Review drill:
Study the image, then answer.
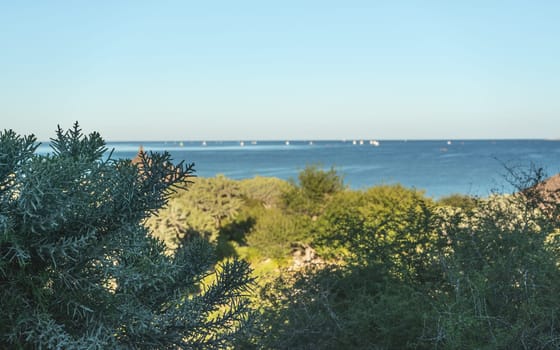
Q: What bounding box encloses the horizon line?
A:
[36,137,560,143]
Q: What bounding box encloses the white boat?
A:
[352,140,357,145]
[202,141,207,146]
[370,140,380,146]
[240,141,245,146]
[359,140,364,145]
[285,141,290,146]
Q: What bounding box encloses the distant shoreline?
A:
[37,138,560,143]
[35,139,560,199]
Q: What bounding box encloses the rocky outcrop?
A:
[532,173,560,203]
[523,173,560,219]
[537,174,560,197]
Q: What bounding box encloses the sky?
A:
[1,1,559,141]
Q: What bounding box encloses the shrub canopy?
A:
[0,123,253,349]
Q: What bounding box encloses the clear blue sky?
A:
[1,1,559,141]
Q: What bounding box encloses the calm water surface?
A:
[37,140,560,198]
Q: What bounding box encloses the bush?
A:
[252,185,440,349]
[316,185,438,284]
[239,176,291,209]
[432,192,560,348]
[245,208,311,261]
[254,178,560,349]
[147,175,244,248]
[284,165,344,217]
[0,123,254,349]
[437,193,479,211]
[256,262,436,349]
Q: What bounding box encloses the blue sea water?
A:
[37,139,560,198]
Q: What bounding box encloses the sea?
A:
[37,139,560,199]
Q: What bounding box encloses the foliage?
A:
[188,175,244,229]
[244,207,311,262]
[0,123,254,349]
[296,164,344,202]
[437,193,479,211]
[316,185,438,282]
[284,165,344,217]
[131,152,560,349]
[249,174,560,349]
[252,185,440,349]
[239,176,291,209]
[256,262,436,350]
[431,192,560,348]
[147,175,244,249]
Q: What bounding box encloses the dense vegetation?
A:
[0,124,253,349]
[3,124,560,349]
[150,161,560,349]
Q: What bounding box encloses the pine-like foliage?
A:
[0,123,254,349]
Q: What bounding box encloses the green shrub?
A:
[437,193,479,211]
[316,185,438,283]
[256,262,436,349]
[432,192,560,348]
[250,185,440,349]
[254,178,560,349]
[245,207,311,261]
[284,165,344,217]
[239,176,291,209]
[0,123,254,349]
[147,175,244,248]
[297,165,344,202]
